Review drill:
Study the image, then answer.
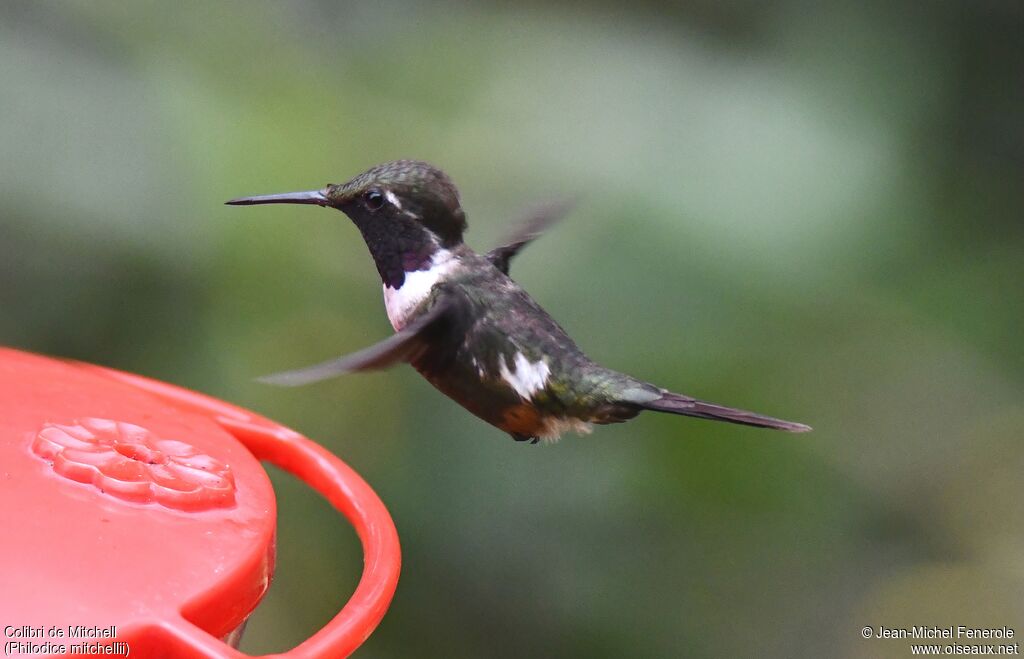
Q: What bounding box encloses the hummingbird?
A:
[227,160,811,443]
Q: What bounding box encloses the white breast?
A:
[382,249,458,330]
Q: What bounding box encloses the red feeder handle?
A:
[86,364,402,659]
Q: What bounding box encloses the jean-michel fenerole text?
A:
[873,626,1015,640]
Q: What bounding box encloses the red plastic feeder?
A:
[0,348,400,657]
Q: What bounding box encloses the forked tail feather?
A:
[639,391,811,432]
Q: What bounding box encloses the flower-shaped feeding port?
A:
[31,418,236,511]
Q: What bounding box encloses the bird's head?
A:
[228,160,467,288]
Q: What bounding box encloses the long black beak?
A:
[225,189,329,206]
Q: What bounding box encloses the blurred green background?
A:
[2,1,1021,657]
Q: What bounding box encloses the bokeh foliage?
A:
[1,1,1021,657]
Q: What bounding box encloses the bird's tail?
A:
[638,390,811,432]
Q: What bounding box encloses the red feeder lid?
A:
[0,348,400,658]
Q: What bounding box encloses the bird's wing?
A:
[485,199,574,275]
[258,294,455,386]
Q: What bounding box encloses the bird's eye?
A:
[364,189,385,211]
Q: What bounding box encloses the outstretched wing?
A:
[258,295,455,386]
[485,199,574,275]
